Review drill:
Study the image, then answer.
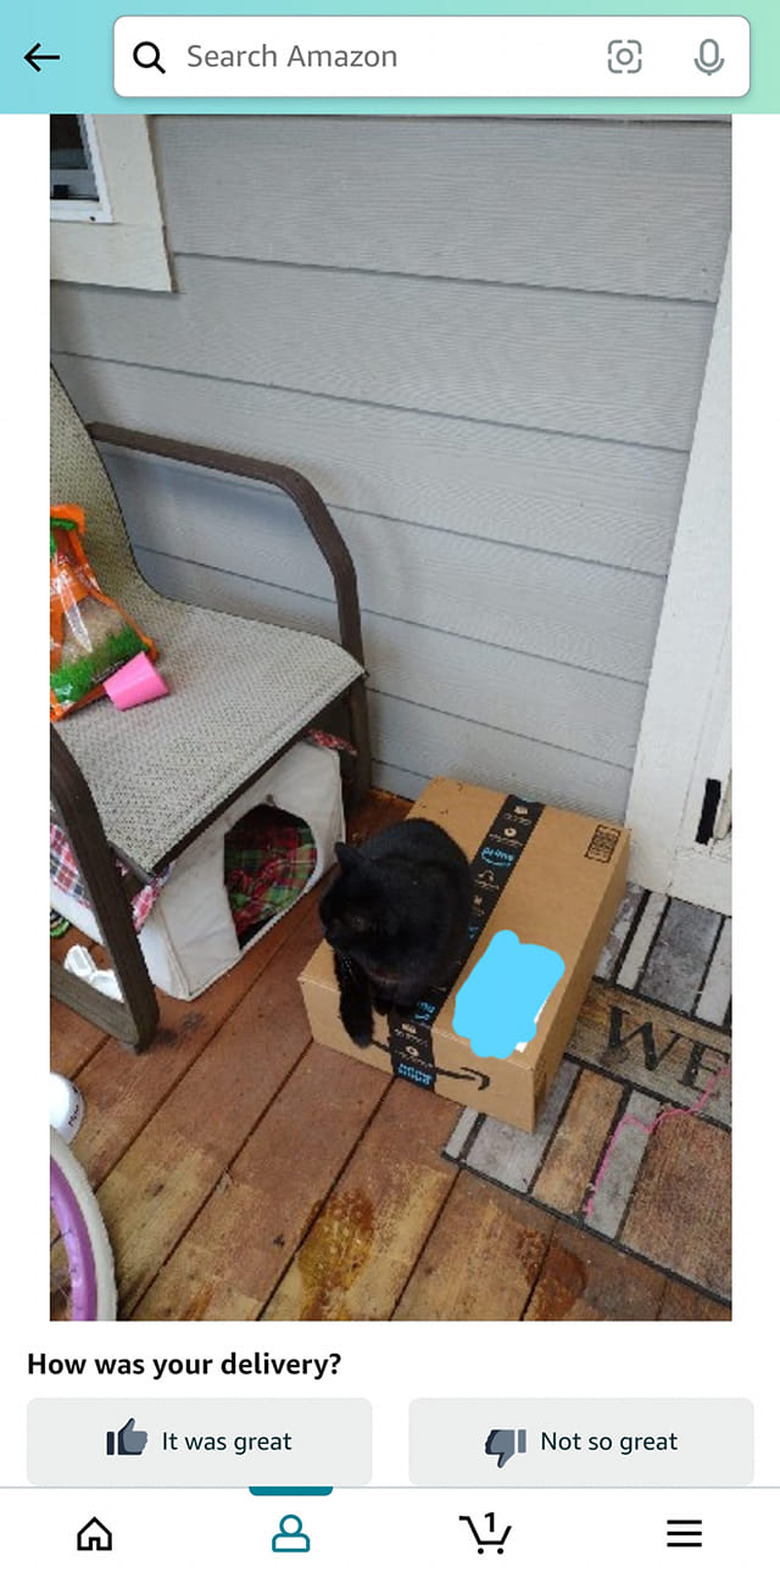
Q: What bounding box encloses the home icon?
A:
[76,1516,113,1552]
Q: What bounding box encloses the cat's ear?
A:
[335,841,363,870]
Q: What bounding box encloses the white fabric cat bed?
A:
[52,740,343,1000]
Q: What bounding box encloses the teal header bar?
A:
[2,3,778,112]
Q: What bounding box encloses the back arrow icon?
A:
[25,43,61,73]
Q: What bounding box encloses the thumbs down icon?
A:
[485,1428,527,1468]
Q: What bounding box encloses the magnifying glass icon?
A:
[132,40,165,73]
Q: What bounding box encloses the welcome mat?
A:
[444,886,732,1304]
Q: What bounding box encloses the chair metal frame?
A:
[51,424,371,1052]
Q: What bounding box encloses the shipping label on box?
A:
[300,778,629,1131]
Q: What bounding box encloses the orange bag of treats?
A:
[50,504,157,720]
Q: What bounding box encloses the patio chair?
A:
[50,368,370,1051]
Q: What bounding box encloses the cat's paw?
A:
[342,1004,374,1048]
[346,1021,374,1048]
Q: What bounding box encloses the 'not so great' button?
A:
[410,1399,753,1486]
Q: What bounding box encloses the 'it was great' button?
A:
[28,1399,371,1486]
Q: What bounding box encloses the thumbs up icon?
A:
[106,1417,148,1455]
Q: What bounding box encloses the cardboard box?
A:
[299,778,629,1131]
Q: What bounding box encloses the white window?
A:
[50,115,172,291]
[50,116,112,223]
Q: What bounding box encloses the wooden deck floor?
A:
[51,791,728,1322]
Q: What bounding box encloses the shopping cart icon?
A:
[459,1513,512,1554]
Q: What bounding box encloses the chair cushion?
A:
[54,590,362,876]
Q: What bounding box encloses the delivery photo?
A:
[49,113,731,1323]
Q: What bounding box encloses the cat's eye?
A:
[346,912,371,934]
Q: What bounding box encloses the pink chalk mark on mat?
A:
[583,1064,731,1221]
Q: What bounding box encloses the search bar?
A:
[114,16,750,98]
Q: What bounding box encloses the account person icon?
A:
[271,1513,311,1553]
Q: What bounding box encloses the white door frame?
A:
[625,242,731,914]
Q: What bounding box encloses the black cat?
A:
[319,818,473,1048]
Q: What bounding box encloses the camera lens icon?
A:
[607,39,643,74]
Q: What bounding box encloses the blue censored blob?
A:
[453,930,566,1060]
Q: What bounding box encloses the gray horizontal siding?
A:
[132,547,642,772]
[154,117,730,301]
[52,355,688,574]
[134,543,630,822]
[52,256,713,449]
[99,447,663,685]
[371,693,631,821]
[51,115,730,817]
[370,761,430,805]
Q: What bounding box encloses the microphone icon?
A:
[695,38,724,74]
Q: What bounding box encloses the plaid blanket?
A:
[50,807,314,942]
[224,807,317,941]
[306,728,356,757]
[50,821,169,932]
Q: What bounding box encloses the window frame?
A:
[50,115,172,291]
[50,115,113,225]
